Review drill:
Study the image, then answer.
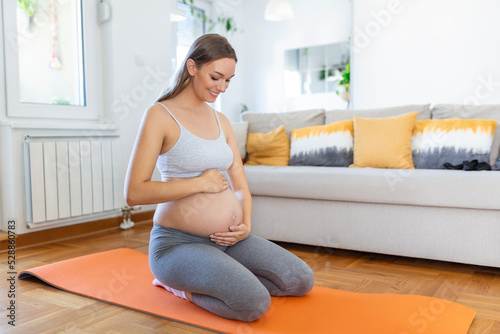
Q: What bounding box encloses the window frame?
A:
[2,0,103,121]
[173,0,223,110]
[173,0,209,71]
[0,1,6,115]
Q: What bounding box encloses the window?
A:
[173,1,207,73]
[172,1,220,109]
[284,42,350,97]
[2,0,102,120]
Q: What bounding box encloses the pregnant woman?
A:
[124,34,314,323]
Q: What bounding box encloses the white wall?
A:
[0,0,173,234]
[351,0,500,109]
[222,0,352,121]
[103,0,173,212]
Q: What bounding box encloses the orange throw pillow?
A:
[245,125,290,166]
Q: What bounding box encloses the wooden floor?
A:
[1,221,500,333]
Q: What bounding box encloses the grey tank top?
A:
[156,102,234,179]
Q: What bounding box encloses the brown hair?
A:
[157,34,237,102]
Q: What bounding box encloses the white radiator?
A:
[23,135,123,229]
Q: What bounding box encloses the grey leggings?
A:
[149,224,314,322]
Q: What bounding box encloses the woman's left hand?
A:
[210,223,249,246]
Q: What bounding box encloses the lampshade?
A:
[265,0,294,21]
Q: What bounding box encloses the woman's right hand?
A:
[197,169,230,193]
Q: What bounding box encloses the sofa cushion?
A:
[245,125,290,166]
[412,119,497,169]
[244,165,500,210]
[325,104,431,124]
[289,120,353,167]
[432,104,500,166]
[242,109,325,139]
[350,112,418,169]
[231,121,249,159]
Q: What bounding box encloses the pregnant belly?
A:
[154,188,244,237]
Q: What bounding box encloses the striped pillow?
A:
[289,120,353,166]
[412,119,497,169]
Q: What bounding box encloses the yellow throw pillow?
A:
[350,111,418,169]
[245,125,290,166]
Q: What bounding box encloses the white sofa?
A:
[234,104,500,268]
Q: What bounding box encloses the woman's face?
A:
[188,57,236,103]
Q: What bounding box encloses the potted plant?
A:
[240,103,248,114]
[17,0,38,17]
[334,62,350,103]
[181,0,240,35]
[16,0,40,34]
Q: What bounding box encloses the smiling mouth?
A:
[208,90,219,97]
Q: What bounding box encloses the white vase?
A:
[339,85,350,102]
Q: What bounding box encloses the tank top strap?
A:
[157,102,223,138]
[156,102,182,127]
[212,108,224,136]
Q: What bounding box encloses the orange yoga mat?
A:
[19,248,475,334]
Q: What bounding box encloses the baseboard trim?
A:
[1,210,155,251]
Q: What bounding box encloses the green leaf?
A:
[17,0,38,17]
